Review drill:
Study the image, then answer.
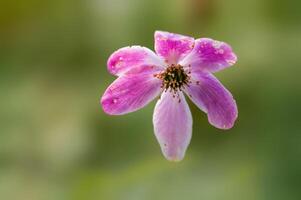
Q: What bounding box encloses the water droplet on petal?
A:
[218,49,224,54]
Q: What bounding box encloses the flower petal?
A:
[180,38,237,73]
[184,73,237,129]
[153,91,192,161]
[101,73,161,115]
[107,46,165,76]
[154,31,195,64]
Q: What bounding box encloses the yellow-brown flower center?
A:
[154,64,190,93]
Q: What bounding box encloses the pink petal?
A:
[107,46,165,76]
[184,73,237,129]
[154,31,195,64]
[101,73,161,115]
[180,38,237,73]
[153,91,192,161]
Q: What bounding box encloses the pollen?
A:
[154,64,190,93]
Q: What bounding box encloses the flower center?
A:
[155,64,190,93]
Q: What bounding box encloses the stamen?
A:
[154,64,190,95]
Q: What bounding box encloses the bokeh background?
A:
[1,0,301,199]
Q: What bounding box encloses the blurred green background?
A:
[1,0,301,199]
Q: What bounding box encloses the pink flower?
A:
[101,31,238,161]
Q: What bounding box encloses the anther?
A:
[154,64,190,93]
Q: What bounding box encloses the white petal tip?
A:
[165,156,184,162]
[162,150,186,162]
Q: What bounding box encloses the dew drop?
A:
[227,60,236,65]
[213,41,222,49]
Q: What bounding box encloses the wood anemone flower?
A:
[101,31,238,161]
